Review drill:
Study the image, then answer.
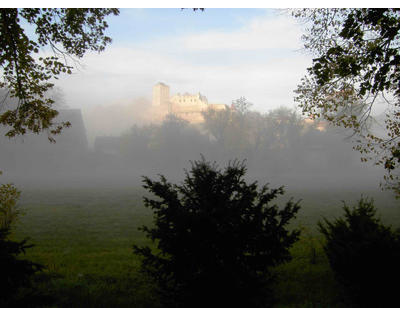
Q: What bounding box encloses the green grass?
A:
[12,187,159,307]
[8,186,400,307]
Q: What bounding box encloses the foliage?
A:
[201,105,234,145]
[319,198,400,306]
[202,104,311,169]
[117,104,359,179]
[120,114,210,174]
[202,103,304,149]
[0,183,22,230]
[0,8,119,141]
[0,183,43,305]
[263,107,304,150]
[232,96,253,114]
[133,158,300,307]
[293,9,400,196]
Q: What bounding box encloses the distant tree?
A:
[202,98,254,157]
[232,96,253,115]
[0,8,119,140]
[202,106,233,145]
[120,124,155,164]
[158,113,189,135]
[249,107,305,173]
[151,114,209,169]
[133,158,300,307]
[264,107,304,150]
[120,115,211,175]
[292,8,400,195]
[319,198,400,307]
[203,103,317,176]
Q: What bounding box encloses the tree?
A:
[319,198,400,307]
[202,97,254,157]
[0,183,43,305]
[202,106,233,145]
[133,158,300,307]
[264,107,304,150]
[0,8,119,141]
[231,96,253,114]
[292,9,400,195]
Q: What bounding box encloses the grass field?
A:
[9,186,400,307]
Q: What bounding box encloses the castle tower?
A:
[152,82,171,114]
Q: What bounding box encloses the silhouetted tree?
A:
[0,183,43,306]
[133,158,300,307]
[319,198,400,307]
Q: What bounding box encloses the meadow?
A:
[11,186,400,307]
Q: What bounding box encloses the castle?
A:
[151,82,227,124]
[151,82,328,131]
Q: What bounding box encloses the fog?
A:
[82,97,152,145]
[0,9,386,192]
[0,87,383,192]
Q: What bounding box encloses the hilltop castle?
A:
[151,82,227,124]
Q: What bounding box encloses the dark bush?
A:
[0,227,43,305]
[133,158,300,307]
[0,184,43,306]
[319,198,400,307]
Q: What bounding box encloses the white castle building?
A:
[152,82,227,123]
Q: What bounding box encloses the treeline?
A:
[0,100,380,188]
[115,104,374,185]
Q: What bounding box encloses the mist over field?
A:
[0,84,384,192]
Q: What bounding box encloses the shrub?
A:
[319,198,400,307]
[133,158,300,307]
[0,183,43,306]
[0,183,22,230]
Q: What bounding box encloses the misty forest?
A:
[1,8,400,307]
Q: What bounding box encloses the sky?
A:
[54,8,312,113]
